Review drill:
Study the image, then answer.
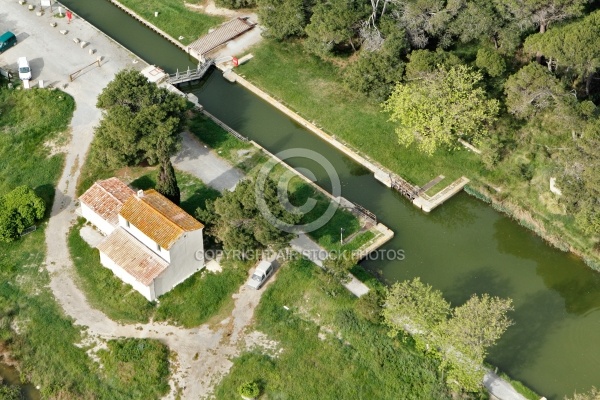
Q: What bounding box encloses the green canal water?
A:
[54,1,600,397]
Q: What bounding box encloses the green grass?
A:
[118,0,224,45]
[154,260,249,327]
[237,40,482,186]
[214,258,453,399]
[98,338,170,399]
[0,87,73,206]
[68,219,155,323]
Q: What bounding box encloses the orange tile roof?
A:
[119,189,203,250]
[79,178,135,227]
[97,228,169,286]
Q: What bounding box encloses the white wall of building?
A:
[154,229,205,298]
[99,251,156,301]
[118,215,171,263]
[80,204,115,236]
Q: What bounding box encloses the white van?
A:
[18,57,31,80]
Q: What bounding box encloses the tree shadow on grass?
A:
[130,175,155,191]
[180,186,220,216]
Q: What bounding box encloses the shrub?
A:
[238,381,260,398]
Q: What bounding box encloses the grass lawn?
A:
[154,259,249,327]
[97,338,170,398]
[118,0,224,45]
[0,87,74,205]
[213,258,453,399]
[237,40,482,186]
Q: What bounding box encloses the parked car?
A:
[0,31,17,54]
[18,57,31,80]
[246,260,273,290]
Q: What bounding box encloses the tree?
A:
[383,279,514,393]
[383,64,499,155]
[155,159,180,205]
[0,186,46,242]
[322,251,356,284]
[215,0,255,9]
[257,0,307,40]
[390,0,462,48]
[524,11,600,96]
[197,179,300,254]
[93,70,186,168]
[304,0,366,56]
[440,294,514,391]
[504,63,566,118]
[382,277,450,341]
[475,48,506,77]
[343,31,408,100]
[404,49,462,80]
[558,120,600,236]
[495,0,586,34]
[449,0,521,54]
[565,386,600,400]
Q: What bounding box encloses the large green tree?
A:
[383,278,513,393]
[343,31,408,100]
[504,63,566,118]
[382,278,451,345]
[257,0,307,40]
[495,0,586,33]
[304,0,366,56]
[524,11,600,96]
[94,69,187,168]
[197,179,300,254]
[383,64,499,155]
[441,294,513,392]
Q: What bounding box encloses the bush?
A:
[238,381,260,398]
[215,0,255,9]
[475,48,506,77]
[0,186,45,242]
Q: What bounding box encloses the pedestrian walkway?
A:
[291,233,370,297]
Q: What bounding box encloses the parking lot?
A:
[0,1,143,89]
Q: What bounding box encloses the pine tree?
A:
[156,159,180,205]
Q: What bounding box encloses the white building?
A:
[79,178,205,301]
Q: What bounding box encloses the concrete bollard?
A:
[36,11,43,16]
[18,0,26,4]
[80,41,87,48]
[50,22,57,27]
[154,11,158,17]
[28,4,34,10]
[60,30,68,35]
[38,80,44,89]
[73,38,80,44]
[89,49,96,55]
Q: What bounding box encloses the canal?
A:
[59,1,600,398]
